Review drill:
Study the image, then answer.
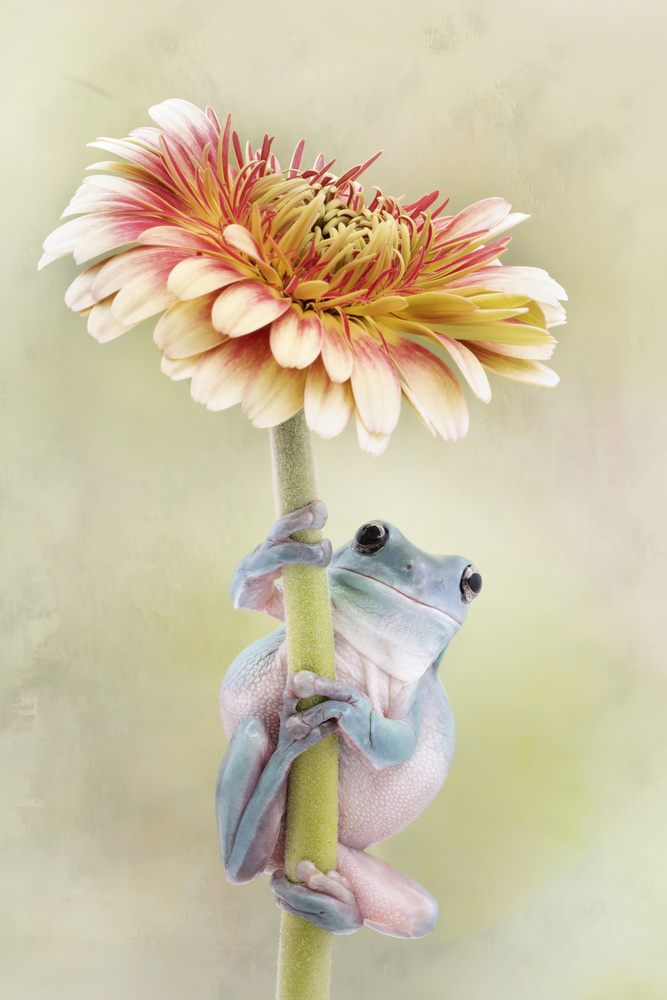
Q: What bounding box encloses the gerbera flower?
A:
[40,99,566,455]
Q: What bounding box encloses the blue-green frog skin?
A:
[216,501,481,937]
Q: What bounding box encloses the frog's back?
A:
[219,627,287,744]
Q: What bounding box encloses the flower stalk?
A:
[270,409,338,1000]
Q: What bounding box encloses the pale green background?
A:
[2,0,666,997]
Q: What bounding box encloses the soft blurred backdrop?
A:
[2,1,666,997]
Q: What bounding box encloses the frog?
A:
[215,500,481,938]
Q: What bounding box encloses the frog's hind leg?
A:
[336,843,438,938]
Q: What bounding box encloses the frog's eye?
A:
[353,522,389,555]
[460,564,482,602]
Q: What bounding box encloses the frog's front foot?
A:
[271,861,363,935]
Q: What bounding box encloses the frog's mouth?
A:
[339,569,463,626]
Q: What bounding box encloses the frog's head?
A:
[329,521,481,677]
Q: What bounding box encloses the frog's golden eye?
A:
[353,522,389,555]
[460,564,482,602]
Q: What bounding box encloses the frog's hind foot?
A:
[270,860,362,935]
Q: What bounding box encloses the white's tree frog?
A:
[216,502,481,937]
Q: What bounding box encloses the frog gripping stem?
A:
[269,409,339,1000]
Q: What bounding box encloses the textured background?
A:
[3,1,666,997]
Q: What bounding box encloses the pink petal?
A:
[42,214,158,267]
[148,98,219,155]
[211,281,291,337]
[154,294,225,358]
[349,324,401,435]
[320,313,353,382]
[191,333,271,410]
[384,332,469,441]
[270,305,323,368]
[304,361,354,438]
[167,257,247,300]
[438,198,512,241]
[62,174,185,218]
[92,247,188,300]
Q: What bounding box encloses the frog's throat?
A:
[337,569,463,626]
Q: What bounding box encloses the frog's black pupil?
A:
[354,522,389,554]
[468,572,482,594]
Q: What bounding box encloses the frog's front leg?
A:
[230,501,332,620]
[216,681,336,885]
[285,671,421,770]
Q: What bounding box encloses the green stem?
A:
[270,409,338,1000]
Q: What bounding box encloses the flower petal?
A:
[448,265,567,309]
[222,224,265,261]
[65,259,113,311]
[191,333,270,410]
[304,360,354,438]
[270,305,323,368]
[355,414,390,457]
[86,297,142,343]
[161,353,203,380]
[154,293,225,358]
[468,345,560,386]
[320,313,354,382]
[148,98,219,154]
[242,359,307,428]
[438,198,512,241]
[384,332,469,440]
[167,256,247,300]
[92,247,188,301]
[402,291,479,323]
[349,324,401,435]
[211,281,291,336]
[293,280,329,300]
[430,333,492,402]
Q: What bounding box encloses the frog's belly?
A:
[338,684,454,849]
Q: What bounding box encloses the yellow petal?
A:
[469,345,560,386]
[350,296,409,317]
[269,305,323,369]
[293,280,330,300]
[211,281,290,336]
[402,291,478,323]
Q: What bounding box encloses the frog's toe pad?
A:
[270,864,362,935]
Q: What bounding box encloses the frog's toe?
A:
[287,670,319,700]
[271,864,362,935]
[271,501,328,539]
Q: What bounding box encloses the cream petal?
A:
[242,359,307,428]
[110,273,175,325]
[191,334,271,410]
[42,214,157,266]
[65,259,112,311]
[270,305,323,369]
[167,257,246,300]
[211,281,290,336]
[469,346,560,386]
[349,325,401,435]
[161,353,203,380]
[385,333,469,441]
[320,313,353,382]
[136,226,218,252]
[87,297,142,343]
[222,224,264,260]
[355,414,390,457]
[448,265,567,309]
[154,294,225,358]
[430,333,492,402]
[304,361,354,438]
[431,320,556,347]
